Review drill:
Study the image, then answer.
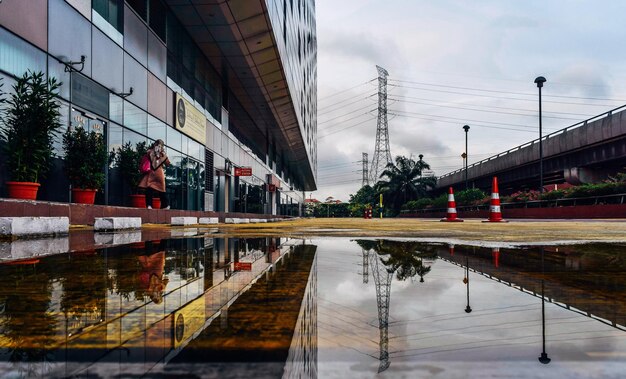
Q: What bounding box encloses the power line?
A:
[318,105,376,126]
[319,117,376,139]
[389,97,581,121]
[389,78,626,102]
[388,109,559,131]
[389,83,622,107]
[317,93,376,115]
[389,95,595,118]
[318,78,376,102]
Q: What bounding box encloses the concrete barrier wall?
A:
[0,199,290,225]
[404,203,626,219]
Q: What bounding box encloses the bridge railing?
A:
[400,193,626,214]
[438,104,626,181]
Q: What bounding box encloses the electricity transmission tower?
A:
[369,252,392,372]
[362,152,369,187]
[370,66,392,184]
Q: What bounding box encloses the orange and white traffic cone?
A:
[483,177,508,223]
[441,187,464,222]
[449,244,455,256]
[492,247,500,268]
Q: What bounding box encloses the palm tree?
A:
[376,156,436,212]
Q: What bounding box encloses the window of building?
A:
[149,0,167,42]
[127,0,147,20]
[92,0,123,33]
[205,150,214,193]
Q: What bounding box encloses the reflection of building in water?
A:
[436,244,626,331]
[283,246,318,379]
[0,237,317,378]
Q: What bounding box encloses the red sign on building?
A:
[268,184,277,192]
[234,167,252,176]
[234,262,252,271]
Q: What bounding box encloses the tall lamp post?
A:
[534,77,547,193]
[463,125,470,190]
[418,154,424,179]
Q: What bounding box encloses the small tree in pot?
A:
[62,126,108,204]
[112,141,148,207]
[0,71,62,200]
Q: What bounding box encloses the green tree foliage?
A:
[349,184,377,206]
[0,71,62,182]
[62,127,108,189]
[112,141,148,191]
[355,239,437,282]
[455,188,487,205]
[376,155,437,213]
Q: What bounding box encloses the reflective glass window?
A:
[93,0,123,33]
[167,127,182,153]
[147,115,167,143]
[0,27,46,77]
[123,100,147,135]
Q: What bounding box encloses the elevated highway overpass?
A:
[437,105,626,193]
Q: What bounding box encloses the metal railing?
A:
[438,104,626,181]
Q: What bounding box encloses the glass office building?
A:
[0,0,317,215]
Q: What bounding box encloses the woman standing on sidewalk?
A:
[139,139,171,209]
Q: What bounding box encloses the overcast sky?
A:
[312,0,626,202]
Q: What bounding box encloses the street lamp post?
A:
[418,154,424,179]
[463,125,470,190]
[534,77,547,193]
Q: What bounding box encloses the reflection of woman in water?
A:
[137,251,169,304]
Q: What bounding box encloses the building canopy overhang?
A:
[166,0,316,191]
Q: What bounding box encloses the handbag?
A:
[139,154,152,174]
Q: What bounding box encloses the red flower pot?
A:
[152,198,161,209]
[6,181,40,200]
[130,194,146,208]
[72,188,97,204]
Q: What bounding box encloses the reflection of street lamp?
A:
[463,125,470,190]
[464,255,472,313]
[538,247,551,364]
[534,76,547,193]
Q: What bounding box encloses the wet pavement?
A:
[0,231,625,378]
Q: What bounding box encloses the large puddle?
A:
[0,235,625,378]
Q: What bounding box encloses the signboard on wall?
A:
[234,167,252,177]
[234,262,252,271]
[175,93,206,145]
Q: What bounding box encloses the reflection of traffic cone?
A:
[449,244,455,256]
[483,177,508,223]
[441,187,464,222]
[492,247,500,268]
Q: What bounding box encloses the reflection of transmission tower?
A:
[361,248,369,284]
[370,66,392,184]
[369,252,392,372]
[362,152,369,187]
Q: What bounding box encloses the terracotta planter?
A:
[72,188,97,204]
[6,181,40,200]
[152,198,161,209]
[130,194,146,208]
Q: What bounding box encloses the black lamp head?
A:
[463,124,470,132]
[534,76,547,88]
[538,353,551,364]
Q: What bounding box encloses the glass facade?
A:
[0,0,313,215]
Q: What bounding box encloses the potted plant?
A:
[62,126,108,204]
[0,71,62,200]
[112,141,148,207]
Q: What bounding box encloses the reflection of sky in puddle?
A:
[316,239,626,378]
